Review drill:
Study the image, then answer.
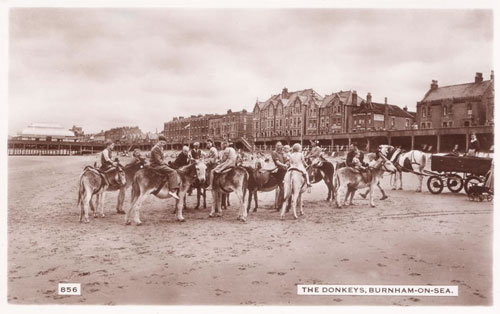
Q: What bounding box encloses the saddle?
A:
[83,165,113,193]
[349,167,373,183]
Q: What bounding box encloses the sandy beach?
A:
[7,155,493,305]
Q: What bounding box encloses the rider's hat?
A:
[158,135,167,142]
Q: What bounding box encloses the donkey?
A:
[113,156,147,214]
[333,156,397,208]
[279,168,308,220]
[125,160,207,225]
[244,163,286,212]
[209,166,249,222]
[307,158,335,201]
[378,144,427,192]
[77,164,127,223]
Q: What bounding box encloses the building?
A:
[252,88,323,139]
[217,109,253,142]
[104,126,144,143]
[164,114,214,144]
[351,93,415,132]
[16,123,76,141]
[416,71,494,129]
[319,90,364,134]
[70,125,84,137]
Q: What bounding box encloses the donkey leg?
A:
[132,194,146,225]
[82,191,92,223]
[379,182,388,200]
[175,198,185,222]
[291,191,299,219]
[236,190,246,222]
[195,187,201,209]
[246,189,253,213]
[116,187,126,214]
[298,193,304,216]
[216,193,223,217]
[254,191,259,212]
[203,188,207,209]
[369,186,376,207]
[349,188,356,205]
[209,190,216,217]
[99,192,106,218]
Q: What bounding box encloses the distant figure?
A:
[206,139,219,163]
[467,133,480,156]
[272,142,287,177]
[150,136,179,199]
[190,142,202,160]
[100,140,118,171]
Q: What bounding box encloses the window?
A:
[405,119,410,128]
[467,103,472,115]
[443,106,447,116]
[421,123,426,129]
[427,107,432,117]
[422,108,426,118]
[391,117,395,127]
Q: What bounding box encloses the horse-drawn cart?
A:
[425,154,492,195]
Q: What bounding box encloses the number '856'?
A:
[60,287,78,292]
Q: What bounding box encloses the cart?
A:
[425,154,492,195]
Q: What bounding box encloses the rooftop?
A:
[421,80,493,103]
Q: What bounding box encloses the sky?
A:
[8,8,493,135]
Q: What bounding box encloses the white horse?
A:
[378,144,427,192]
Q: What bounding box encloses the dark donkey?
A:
[244,164,285,212]
[125,160,207,225]
[113,155,147,214]
[307,157,335,201]
[77,163,127,223]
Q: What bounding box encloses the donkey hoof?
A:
[391,187,396,190]
[177,217,185,222]
[293,215,298,220]
[116,210,125,214]
[370,204,376,208]
[125,221,131,225]
[380,195,388,200]
[136,222,142,226]
[280,215,285,220]
[398,187,403,190]
[100,214,105,218]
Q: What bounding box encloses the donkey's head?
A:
[112,158,127,186]
[377,154,397,174]
[195,159,207,184]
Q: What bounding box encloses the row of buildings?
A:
[164,71,494,147]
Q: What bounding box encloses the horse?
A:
[244,164,285,212]
[114,156,147,214]
[279,168,308,220]
[307,157,335,201]
[125,160,207,225]
[209,166,249,222]
[77,164,127,223]
[378,144,427,192]
[333,156,397,208]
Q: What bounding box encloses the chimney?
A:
[491,70,494,80]
[384,97,388,104]
[431,80,438,90]
[475,72,483,83]
[366,92,372,105]
[352,90,358,106]
[403,105,408,111]
[282,87,289,99]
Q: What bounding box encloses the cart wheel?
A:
[464,176,482,194]
[446,175,463,193]
[427,176,444,194]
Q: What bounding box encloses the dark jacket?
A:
[173,152,190,169]
[190,149,202,160]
